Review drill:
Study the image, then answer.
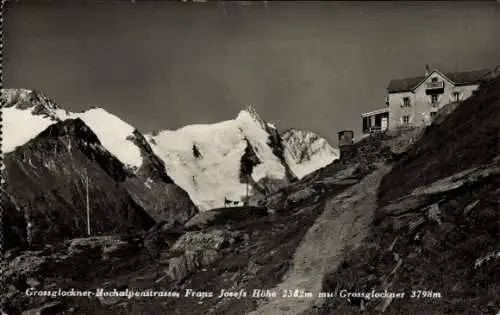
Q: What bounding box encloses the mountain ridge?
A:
[2,113,199,250]
[2,118,156,248]
[2,88,339,211]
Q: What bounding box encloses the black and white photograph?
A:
[0,1,499,314]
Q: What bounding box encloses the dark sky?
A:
[4,1,500,145]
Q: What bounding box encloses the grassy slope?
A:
[378,77,500,206]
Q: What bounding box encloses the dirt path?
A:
[246,164,392,315]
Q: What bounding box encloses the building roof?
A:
[338,130,354,134]
[387,69,491,93]
[361,107,389,118]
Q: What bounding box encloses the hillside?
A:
[2,118,198,250]
[378,76,500,205]
[315,75,500,314]
[0,150,367,315]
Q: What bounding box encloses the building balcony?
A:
[362,127,386,136]
[425,81,444,90]
[395,124,414,131]
[362,124,389,135]
[368,126,384,133]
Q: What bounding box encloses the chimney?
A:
[425,64,430,76]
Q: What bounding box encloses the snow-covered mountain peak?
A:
[236,105,267,130]
[282,128,339,179]
[1,88,68,119]
[147,108,291,211]
[1,89,70,153]
[2,89,143,170]
[68,108,144,169]
[236,109,254,122]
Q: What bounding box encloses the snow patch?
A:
[1,88,69,153]
[70,108,143,168]
[2,107,59,153]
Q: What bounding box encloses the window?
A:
[363,117,369,132]
[431,94,439,105]
[452,92,460,102]
[402,97,411,107]
[403,115,410,125]
[430,112,437,118]
[431,77,438,82]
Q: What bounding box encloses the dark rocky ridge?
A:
[2,118,197,251]
[2,118,154,249]
[127,130,174,183]
[123,130,198,224]
[239,138,263,199]
[242,106,297,183]
[264,124,297,182]
[37,118,132,182]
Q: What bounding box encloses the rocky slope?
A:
[0,109,380,314]
[0,155,367,315]
[314,74,500,315]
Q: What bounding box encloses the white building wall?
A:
[388,71,480,130]
[388,91,417,129]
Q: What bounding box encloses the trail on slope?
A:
[246,164,392,315]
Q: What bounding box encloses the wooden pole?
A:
[246,177,249,206]
[86,172,90,236]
